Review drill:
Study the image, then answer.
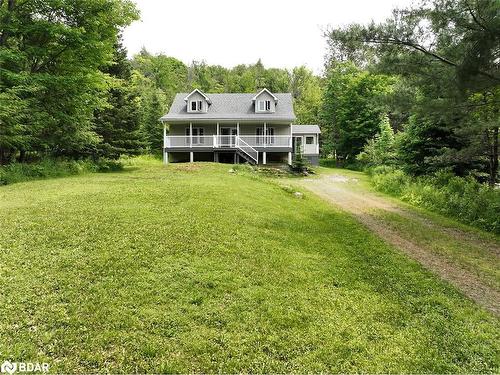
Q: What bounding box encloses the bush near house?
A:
[369,166,500,234]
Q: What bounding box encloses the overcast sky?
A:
[123,0,413,74]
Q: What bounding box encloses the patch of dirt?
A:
[299,174,500,316]
[173,164,201,172]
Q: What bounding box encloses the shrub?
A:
[0,158,123,185]
[289,151,315,175]
[319,158,337,168]
[369,167,500,234]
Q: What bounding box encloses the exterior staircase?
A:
[235,136,258,164]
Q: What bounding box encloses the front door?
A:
[220,128,237,147]
[293,136,303,153]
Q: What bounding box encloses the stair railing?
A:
[235,136,258,164]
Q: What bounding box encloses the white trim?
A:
[252,88,278,102]
[184,89,211,104]
[263,152,267,165]
[288,152,292,165]
[190,152,194,163]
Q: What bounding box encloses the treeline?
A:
[319,0,499,186]
[2,0,498,192]
[0,0,321,165]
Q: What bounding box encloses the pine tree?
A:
[93,38,146,159]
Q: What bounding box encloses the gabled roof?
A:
[183,89,212,104]
[251,88,278,103]
[161,92,296,122]
[292,124,321,134]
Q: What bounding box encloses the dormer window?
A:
[253,89,277,113]
[258,100,271,111]
[184,89,210,113]
[191,100,203,112]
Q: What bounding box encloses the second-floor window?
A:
[190,101,203,111]
[258,100,271,111]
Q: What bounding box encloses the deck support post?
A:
[164,150,169,164]
[190,152,194,163]
[263,151,267,165]
[288,152,292,165]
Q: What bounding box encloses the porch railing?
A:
[164,135,291,148]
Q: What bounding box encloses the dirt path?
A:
[297,173,500,316]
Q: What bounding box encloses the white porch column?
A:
[288,152,292,165]
[190,152,194,163]
[263,122,267,148]
[289,123,293,147]
[163,124,168,165]
[189,122,193,147]
[216,122,220,147]
[263,151,267,165]
[237,122,240,136]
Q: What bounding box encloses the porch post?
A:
[163,124,168,165]
[288,152,292,165]
[216,122,220,147]
[289,123,293,147]
[263,122,267,148]
[263,151,267,165]
[189,122,193,147]
[237,122,239,136]
[190,151,194,163]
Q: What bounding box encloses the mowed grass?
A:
[0,158,498,373]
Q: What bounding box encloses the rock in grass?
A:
[293,191,304,199]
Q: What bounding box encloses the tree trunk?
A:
[489,126,499,186]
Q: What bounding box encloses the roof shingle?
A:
[291,125,321,134]
[161,93,296,122]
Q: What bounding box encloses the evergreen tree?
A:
[93,39,146,159]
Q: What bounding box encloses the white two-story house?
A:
[160,88,320,165]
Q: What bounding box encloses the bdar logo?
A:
[1,361,17,374]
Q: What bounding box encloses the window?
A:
[306,136,314,144]
[255,127,274,145]
[185,127,204,144]
[190,100,203,112]
[266,127,274,144]
[258,100,271,111]
[256,127,264,144]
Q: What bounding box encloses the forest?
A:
[1,1,498,188]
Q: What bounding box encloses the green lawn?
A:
[0,158,498,373]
